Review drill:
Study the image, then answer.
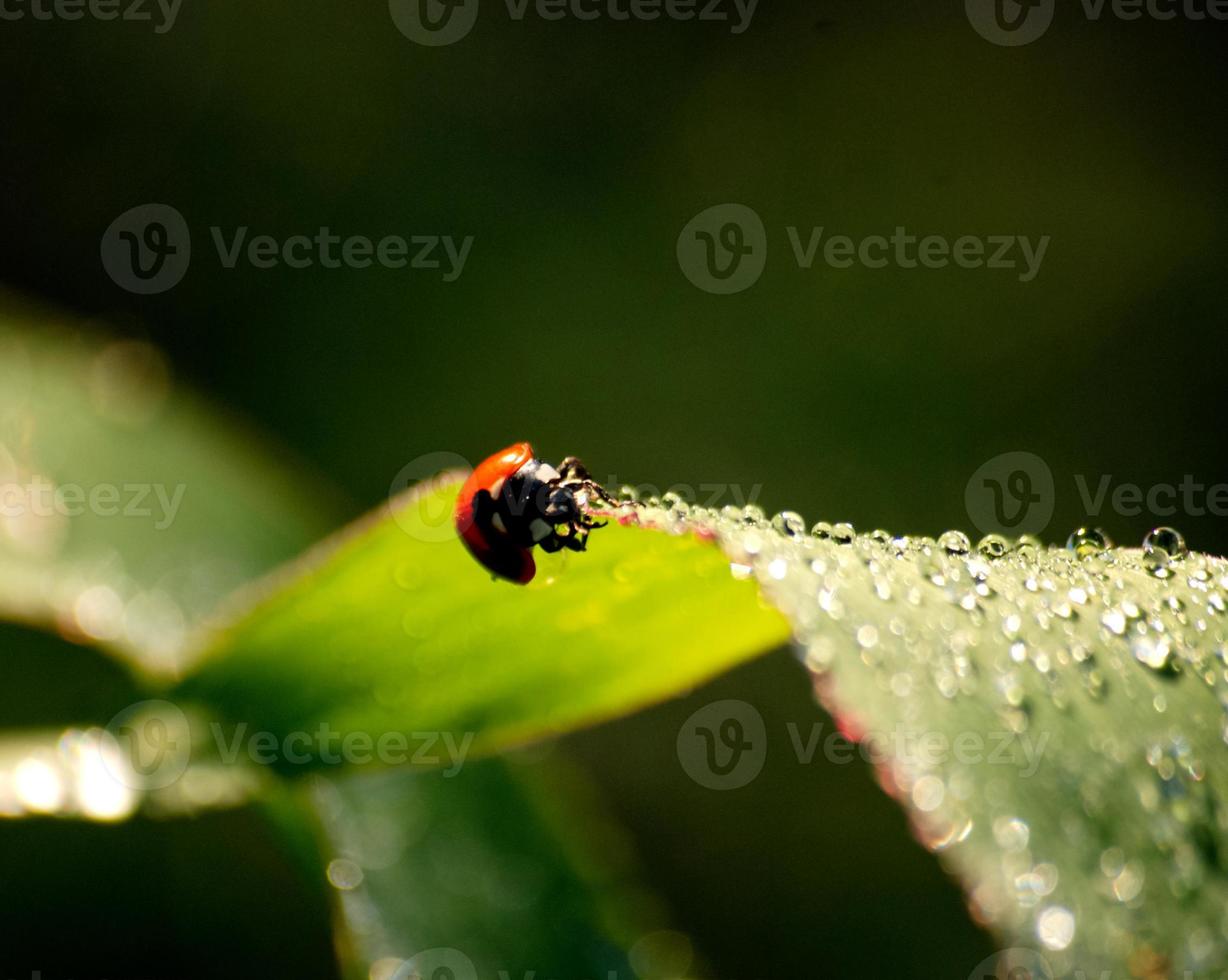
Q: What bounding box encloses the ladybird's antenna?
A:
[554,456,622,512]
[564,477,620,512]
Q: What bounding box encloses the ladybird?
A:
[454,442,616,583]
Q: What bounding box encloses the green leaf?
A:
[177,477,788,765]
[683,509,1228,978]
[0,299,336,676]
[312,752,693,980]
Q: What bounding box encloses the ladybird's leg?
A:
[581,478,621,509]
[539,529,587,554]
[540,518,592,552]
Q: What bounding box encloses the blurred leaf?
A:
[177,477,788,765]
[312,751,690,980]
[680,505,1228,977]
[0,297,336,676]
[0,792,341,979]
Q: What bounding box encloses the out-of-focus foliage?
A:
[0,297,331,676]
[316,754,686,980]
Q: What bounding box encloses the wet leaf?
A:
[660,504,1228,978]
[312,752,688,980]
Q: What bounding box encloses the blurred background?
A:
[2,0,1227,977]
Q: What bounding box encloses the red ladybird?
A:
[454,443,615,583]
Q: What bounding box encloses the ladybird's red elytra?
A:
[454,442,614,584]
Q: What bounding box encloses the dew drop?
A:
[1143,526,1188,560]
[938,530,970,556]
[741,504,766,526]
[326,858,365,891]
[771,511,806,538]
[1131,635,1176,674]
[810,521,833,540]
[1066,526,1111,559]
[977,534,1010,559]
[831,522,855,545]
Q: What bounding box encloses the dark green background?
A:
[2,0,1226,977]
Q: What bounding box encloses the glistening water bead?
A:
[1066,526,1112,559]
[937,529,970,555]
[771,511,806,538]
[977,534,1010,559]
[810,521,833,540]
[1143,526,1188,560]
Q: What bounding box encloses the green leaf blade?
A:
[178,477,789,764]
